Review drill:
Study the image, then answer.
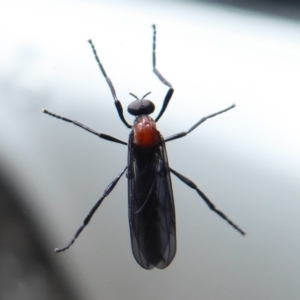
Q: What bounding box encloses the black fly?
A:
[43,25,245,270]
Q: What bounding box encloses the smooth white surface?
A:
[1,1,300,299]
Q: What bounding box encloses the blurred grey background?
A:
[1,1,300,299]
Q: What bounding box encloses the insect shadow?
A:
[43,25,245,270]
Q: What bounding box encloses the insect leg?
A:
[43,109,127,145]
[152,25,174,123]
[88,39,131,128]
[55,166,127,253]
[170,167,245,235]
[165,104,235,142]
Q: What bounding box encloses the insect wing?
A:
[128,134,176,269]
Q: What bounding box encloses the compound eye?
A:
[128,100,155,116]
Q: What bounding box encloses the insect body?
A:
[43,25,245,270]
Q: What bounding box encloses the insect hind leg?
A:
[170,167,245,235]
[55,166,127,253]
